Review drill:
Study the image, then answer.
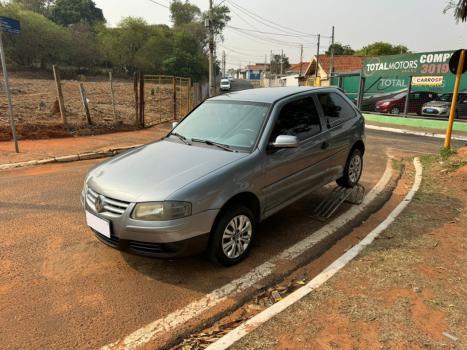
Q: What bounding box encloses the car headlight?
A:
[380,102,390,106]
[131,201,192,221]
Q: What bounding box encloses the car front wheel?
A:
[208,205,255,266]
[337,148,363,188]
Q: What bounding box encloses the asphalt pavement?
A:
[0,129,464,349]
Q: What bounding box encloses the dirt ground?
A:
[0,74,190,141]
[227,150,467,349]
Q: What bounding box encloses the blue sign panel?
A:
[0,16,21,34]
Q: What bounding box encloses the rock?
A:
[413,286,421,293]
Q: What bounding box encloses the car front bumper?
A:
[422,107,449,117]
[81,189,218,258]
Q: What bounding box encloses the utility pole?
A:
[329,26,335,83]
[222,50,226,77]
[208,0,215,97]
[299,44,303,76]
[315,34,320,79]
[280,49,284,75]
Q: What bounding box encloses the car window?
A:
[270,97,321,142]
[317,92,355,125]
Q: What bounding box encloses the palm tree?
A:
[445,0,467,22]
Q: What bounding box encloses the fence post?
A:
[357,75,366,110]
[173,76,177,120]
[403,76,412,118]
[188,78,192,112]
[139,72,145,127]
[133,71,139,127]
[52,65,67,128]
[109,72,117,122]
[79,83,92,125]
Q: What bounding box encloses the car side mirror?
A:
[172,122,178,129]
[271,135,299,149]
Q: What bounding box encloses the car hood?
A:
[87,140,248,202]
[424,101,450,108]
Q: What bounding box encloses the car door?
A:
[315,91,357,176]
[262,95,328,215]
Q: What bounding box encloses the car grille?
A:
[128,241,165,254]
[86,188,130,216]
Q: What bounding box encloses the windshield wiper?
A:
[191,138,236,152]
[170,132,191,145]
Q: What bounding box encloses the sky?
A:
[93,0,467,69]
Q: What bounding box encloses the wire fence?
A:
[0,68,208,141]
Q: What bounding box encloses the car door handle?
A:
[321,141,329,149]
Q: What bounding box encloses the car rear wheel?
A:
[208,205,255,266]
[337,148,363,188]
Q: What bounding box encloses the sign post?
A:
[444,49,466,149]
[0,16,21,153]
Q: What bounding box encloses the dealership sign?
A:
[412,76,444,86]
[363,51,455,78]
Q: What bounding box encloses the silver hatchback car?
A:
[82,87,365,265]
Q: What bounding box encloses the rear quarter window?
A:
[317,92,356,127]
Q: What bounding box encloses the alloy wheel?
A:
[221,215,252,259]
[348,154,362,183]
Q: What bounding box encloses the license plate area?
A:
[86,211,111,238]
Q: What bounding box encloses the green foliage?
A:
[439,147,457,159]
[51,0,105,26]
[355,42,409,56]
[444,0,467,22]
[0,4,72,67]
[270,54,290,74]
[202,4,230,41]
[325,42,355,56]
[170,0,200,27]
[0,0,229,81]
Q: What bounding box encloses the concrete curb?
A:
[0,144,143,171]
[366,124,467,141]
[206,158,423,350]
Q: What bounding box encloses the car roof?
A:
[209,86,324,103]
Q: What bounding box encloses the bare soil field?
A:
[0,73,191,141]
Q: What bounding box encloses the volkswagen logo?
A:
[95,195,106,213]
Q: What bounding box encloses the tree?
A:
[170,0,201,27]
[355,42,409,56]
[51,0,105,26]
[325,42,355,56]
[11,0,54,15]
[269,54,290,74]
[444,0,467,22]
[202,4,231,41]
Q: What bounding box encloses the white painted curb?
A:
[0,144,143,171]
[101,160,394,350]
[206,158,423,350]
[366,124,467,141]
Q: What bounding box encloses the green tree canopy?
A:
[10,0,53,15]
[170,0,201,26]
[270,54,290,74]
[0,4,72,67]
[325,42,355,56]
[355,42,409,56]
[51,0,105,26]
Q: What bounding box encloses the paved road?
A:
[220,79,254,94]
[0,130,464,349]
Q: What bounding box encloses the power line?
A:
[227,25,318,38]
[226,26,313,48]
[227,0,329,38]
[147,0,169,9]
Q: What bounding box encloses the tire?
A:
[208,205,256,266]
[337,148,363,188]
[390,107,400,114]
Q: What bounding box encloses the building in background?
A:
[301,55,365,86]
[241,63,270,80]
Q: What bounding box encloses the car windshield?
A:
[437,93,453,101]
[172,101,270,151]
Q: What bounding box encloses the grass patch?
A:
[439,147,457,160]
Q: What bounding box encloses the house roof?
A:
[287,62,310,74]
[246,63,269,71]
[304,55,365,76]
